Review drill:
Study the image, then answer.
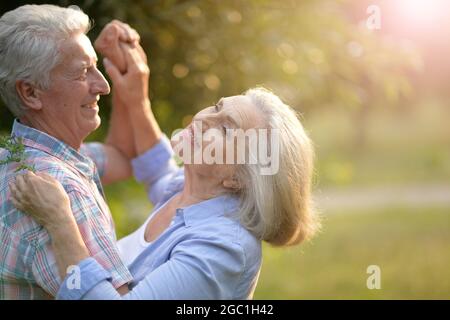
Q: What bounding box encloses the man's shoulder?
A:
[0,147,90,196]
[0,147,100,243]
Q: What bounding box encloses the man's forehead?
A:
[60,33,97,66]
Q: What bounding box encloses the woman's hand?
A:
[9,171,73,231]
[10,171,91,279]
[94,20,140,73]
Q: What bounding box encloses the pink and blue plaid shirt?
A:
[0,120,132,299]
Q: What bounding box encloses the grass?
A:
[254,206,450,299]
[105,181,450,299]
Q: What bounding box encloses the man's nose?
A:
[91,68,110,96]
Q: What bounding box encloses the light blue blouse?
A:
[57,136,262,300]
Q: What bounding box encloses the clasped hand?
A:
[95,20,150,107]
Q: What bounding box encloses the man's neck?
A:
[19,116,82,150]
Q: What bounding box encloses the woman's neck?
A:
[178,167,226,207]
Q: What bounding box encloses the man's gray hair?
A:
[0,4,91,117]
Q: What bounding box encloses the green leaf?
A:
[0,135,34,172]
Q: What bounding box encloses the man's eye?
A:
[78,70,88,80]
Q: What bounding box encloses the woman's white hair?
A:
[238,87,320,246]
[0,4,91,117]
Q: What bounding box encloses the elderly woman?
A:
[9,30,319,300]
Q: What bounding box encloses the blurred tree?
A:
[0,0,421,147]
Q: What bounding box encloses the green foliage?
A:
[0,135,35,172]
[309,98,450,187]
[0,0,421,138]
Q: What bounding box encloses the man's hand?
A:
[98,20,145,177]
[103,42,150,108]
[95,20,140,73]
[99,21,161,160]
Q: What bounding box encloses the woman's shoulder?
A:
[186,210,262,259]
[155,168,185,205]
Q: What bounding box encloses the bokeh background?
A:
[1,0,449,299]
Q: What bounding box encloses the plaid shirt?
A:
[0,120,132,299]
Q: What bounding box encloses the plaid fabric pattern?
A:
[0,120,132,299]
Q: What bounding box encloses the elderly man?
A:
[0,4,158,299]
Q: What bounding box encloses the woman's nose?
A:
[193,113,213,132]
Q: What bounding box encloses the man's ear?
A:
[15,80,43,111]
[223,176,241,191]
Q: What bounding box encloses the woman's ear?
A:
[222,176,241,191]
[15,80,43,111]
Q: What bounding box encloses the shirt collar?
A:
[11,119,96,179]
[177,194,241,227]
